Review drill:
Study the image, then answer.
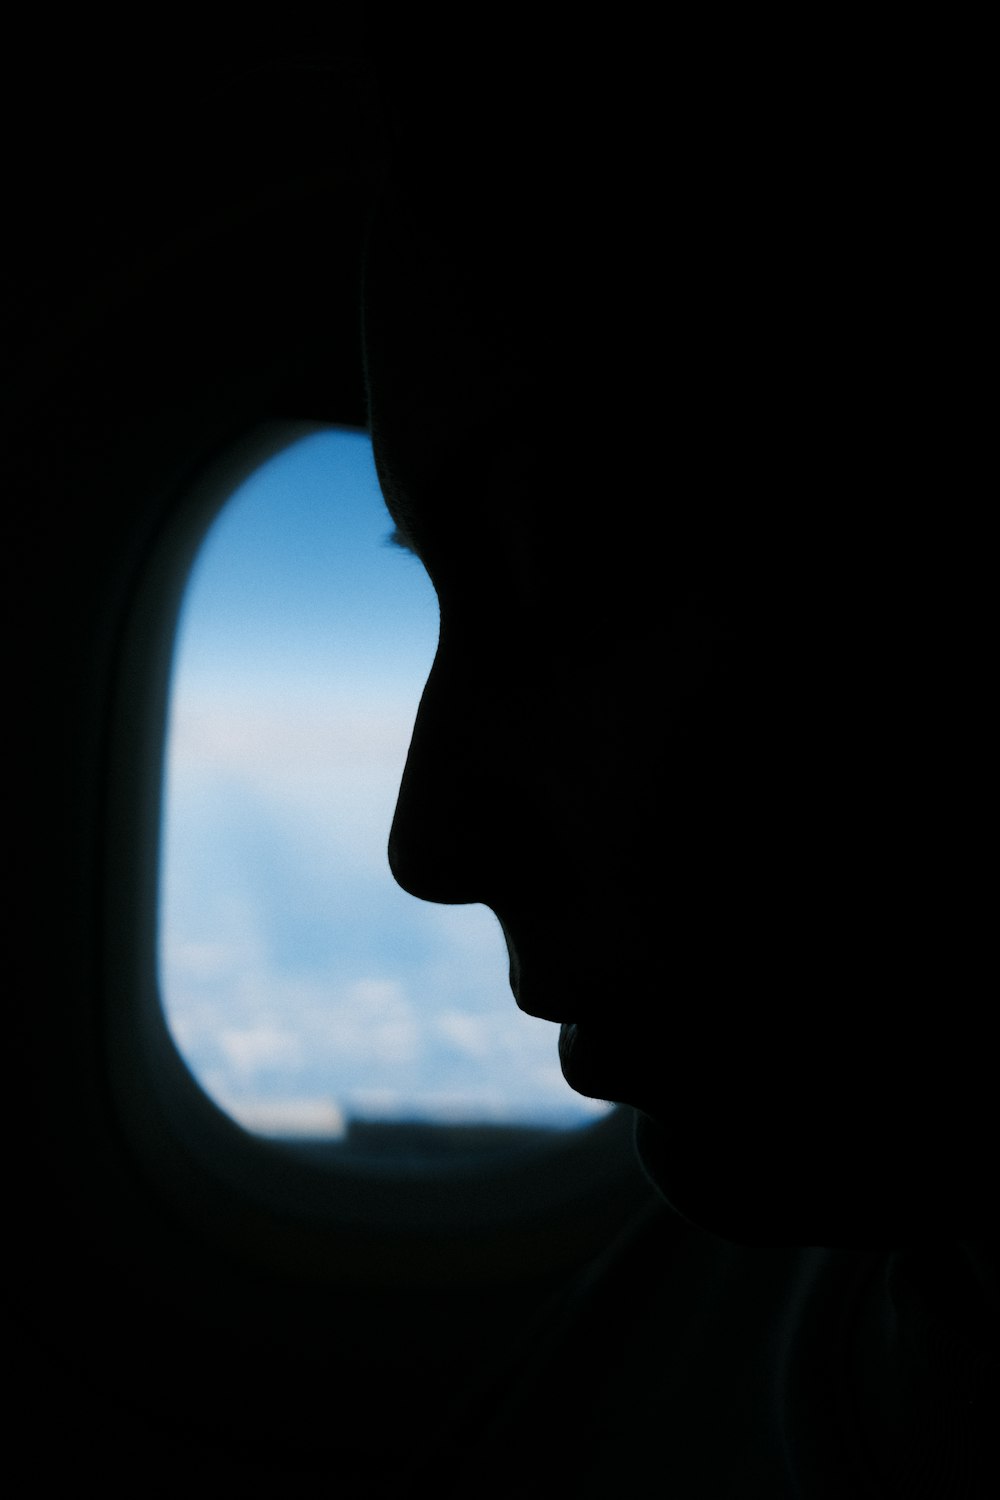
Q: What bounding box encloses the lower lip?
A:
[559,1017,660,1113]
[558,1021,578,1075]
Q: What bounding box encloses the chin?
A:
[558,1020,663,1114]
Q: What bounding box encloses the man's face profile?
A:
[361,120,993,1251]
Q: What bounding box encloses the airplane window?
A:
[159,427,612,1141]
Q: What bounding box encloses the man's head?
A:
[361,59,993,1250]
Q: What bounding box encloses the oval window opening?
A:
[159,427,612,1143]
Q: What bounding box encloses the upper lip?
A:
[492,902,601,1024]
[508,969,570,1025]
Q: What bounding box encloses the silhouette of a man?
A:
[361,42,996,1495]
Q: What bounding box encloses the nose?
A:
[387,634,518,906]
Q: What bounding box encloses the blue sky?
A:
[159,427,610,1137]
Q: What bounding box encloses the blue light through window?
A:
[159,428,610,1138]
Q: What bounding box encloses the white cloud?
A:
[166,698,414,779]
[163,715,407,880]
[326,981,423,1068]
[162,938,254,985]
[217,1022,304,1080]
[230,1097,347,1138]
[432,1010,495,1059]
[345,977,408,1015]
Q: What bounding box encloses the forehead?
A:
[361,146,634,545]
[361,154,808,619]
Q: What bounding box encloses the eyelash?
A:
[384,526,414,554]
